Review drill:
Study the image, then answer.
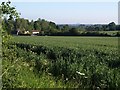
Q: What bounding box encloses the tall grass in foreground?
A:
[2,36,120,89]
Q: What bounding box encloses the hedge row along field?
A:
[4,36,120,88]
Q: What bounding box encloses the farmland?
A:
[3,36,120,88]
[12,36,118,50]
[1,1,120,89]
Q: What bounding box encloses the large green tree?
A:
[1,1,19,20]
[108,22,116,31]
[0,1,19,43]
[69,28,79,35]
[62,24,70,32]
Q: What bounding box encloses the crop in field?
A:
[3,36,120,88]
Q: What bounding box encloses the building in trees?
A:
[31,30,39,35]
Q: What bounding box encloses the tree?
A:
[49,21,56,28]
[7,19,14,34]
[14,18,30,33]
[26,20,34,31]
[0,1,19,43]
[1,1,19,20]
[30,20,34,30]
[102,25,109,31]
[116,25,120,30]
[85,26,95,31]
[62,24,70,32]
[69,28,79,35]
[34,21,41,30]
[108,22,116,31]
[41,19,49,34]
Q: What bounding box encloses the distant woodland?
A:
[2,18,120,36]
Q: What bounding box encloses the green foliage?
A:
[69,28,79,35]
[34,19,41,30]
[1,1,120,89]
[2,19,15,34]
[8,36,120,89]
[1,1,19,20]
[0,1,19,44]
[108,22,116,31]
[62,24,70,32]
[2,44,78,88]
[2,7,119,36]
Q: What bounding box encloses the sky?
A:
[1,0,119,24]
[0,0,119,2]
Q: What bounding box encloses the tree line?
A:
[2,17,120,36]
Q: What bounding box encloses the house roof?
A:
[32,30,39,32]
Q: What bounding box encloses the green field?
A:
[12,36,118,50]
[3,36,120,88]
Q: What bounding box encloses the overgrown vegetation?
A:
[6,36,119,89]
[2,44,78,88]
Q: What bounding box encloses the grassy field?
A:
[3,36,120,89]
[12,36,118,50]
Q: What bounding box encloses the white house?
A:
[24,31,30,34]
[32,30,39,35]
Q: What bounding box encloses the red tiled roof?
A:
[32,30,39,32]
